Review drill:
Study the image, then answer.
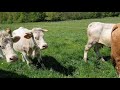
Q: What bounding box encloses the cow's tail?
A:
[87,23,93,29]
[87,23,94,37]
[112,24,118,32]
[112,23,120,32]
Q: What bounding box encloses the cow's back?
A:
[111,23,120,77]
[87,22,104,41]
[99,23,115,47]
[12,27,35,54]
[111,27,120,58]
[84,22,115,62]
[87,22,115,47]
[12,27,31,36]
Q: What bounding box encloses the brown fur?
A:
[111,23,120,77]
[24,32,33,39]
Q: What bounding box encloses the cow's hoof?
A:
[41,63,46,69]
[83,58,88,63]
[101,58,105,62]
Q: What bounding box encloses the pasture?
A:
[0,17,120,78]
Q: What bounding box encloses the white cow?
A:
[83,22,115,62]
[12,27,48,65]
[0,28,21,62]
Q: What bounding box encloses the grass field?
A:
[0,17,120,78]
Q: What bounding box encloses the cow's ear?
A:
[12,36,20,43]
[112,24,118,31]
[41,29,48,32]
[6,28,12,36]
[6,28,11,33]
[24,32,33,39]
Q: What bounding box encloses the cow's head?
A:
[31,28,48,50]
[0,28,20,62]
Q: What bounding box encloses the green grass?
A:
[0,17,120,78]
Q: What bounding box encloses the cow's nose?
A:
[10,56,18,61]
[42,44,48,49]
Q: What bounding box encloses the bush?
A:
[27,12,46,22]
[17,12,28,23]
[0,12,120,23]
[45,12,63,21]
[0,12,47,23]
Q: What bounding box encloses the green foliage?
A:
[0,12,120,23]
[46,12,120,21]
[45,12,63,21]
[28,12,46,22]
[17,12,31,23]
[0,12,47,23]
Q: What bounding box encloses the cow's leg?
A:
[111,53,120,78]
[0,49,4,59]
[111,55,120,78]
[37,52,46,69]
[94,43,105,61]
[21,52,32,65]
[35,49,45,69]
[83,38,97,62]
[37,52,42,63]
[31,50,36,59]
[33,48,42,63]
[111,54,116,68]
[31,49,45,69]
[21,54,25,62]
[115,59,120,78]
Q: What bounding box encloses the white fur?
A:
[12,27,48,65]
[83,22,115,62]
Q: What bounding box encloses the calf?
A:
[12,27,48,65]
[83,22,115,62]
[0,28,20,62]
[111,23,120,77]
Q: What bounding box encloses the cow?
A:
[0,28,21,62]
[83,22,115,62]
[12,27,48,65]
[111,23,120,77]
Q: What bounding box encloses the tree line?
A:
[0,12,119,23]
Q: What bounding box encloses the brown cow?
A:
[111,23,120,77]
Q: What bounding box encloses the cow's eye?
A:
[1,46,5,49]
[35,37,39,40]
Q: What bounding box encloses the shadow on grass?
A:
[0,69,28,78]
[93,55,111,69]
[87,55,111,61]
[103,56,111,61]
[32,55,76,76]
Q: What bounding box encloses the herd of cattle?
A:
[0,27,48,65]
[0,22,120,77]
